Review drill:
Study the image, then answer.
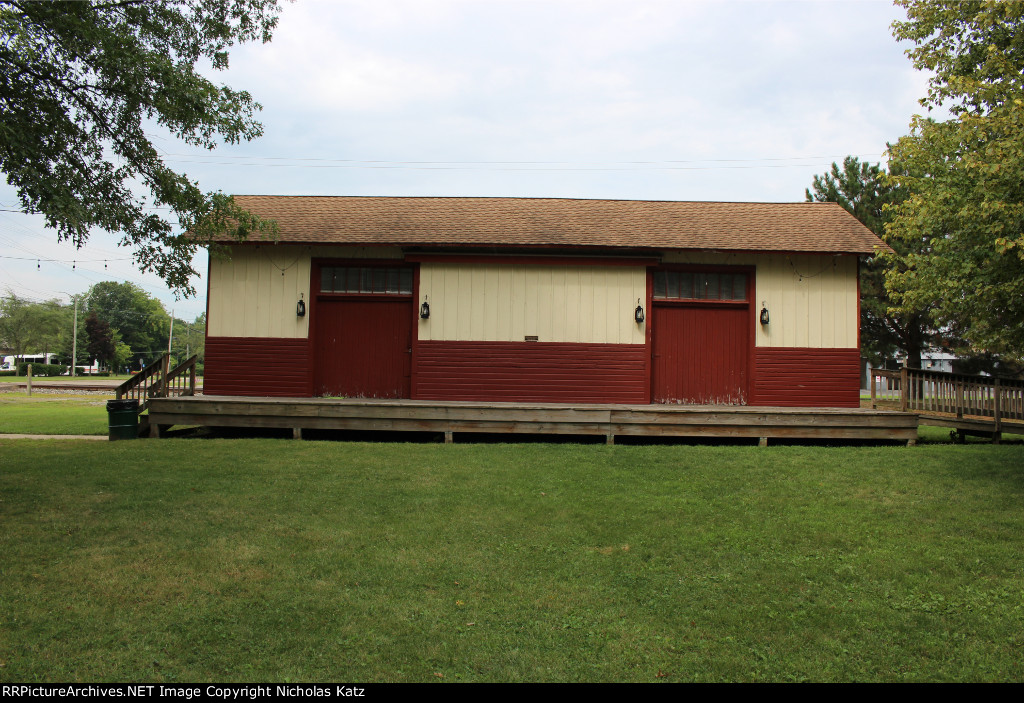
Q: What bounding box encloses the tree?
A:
[113,340,133,374]
[887,0,1024,365]
[0,291,69,362]
[84,312,116,369]
[86,281,169,364]
[0,292,38,361]
[806,156,940,369]
[0,0,280,296]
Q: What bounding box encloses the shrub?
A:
[17,363,64,377]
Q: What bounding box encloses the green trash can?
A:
[106,399,140,440]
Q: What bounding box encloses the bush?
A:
[17,363,64,377]
[0,370,16,377]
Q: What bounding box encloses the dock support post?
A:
[758,436,768,447]
[444,430,453,444]
[293,427,302,440]
[606,433,615,445]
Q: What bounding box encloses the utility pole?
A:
[167,308,174,357]
[71,295,78,377]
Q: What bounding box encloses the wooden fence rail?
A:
[870,366,1024,433]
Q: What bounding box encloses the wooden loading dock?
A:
[145,396,919,445]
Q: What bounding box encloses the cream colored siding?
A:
[207,245,401,338]
[418,263,647,344]
[207,245,858,348]
[661,252,859,348]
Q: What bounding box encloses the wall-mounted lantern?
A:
[420,297,430,320]
[297,293,306,317]
[634,298,645,324]
[759,301,770,326]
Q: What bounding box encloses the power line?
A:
[162,155,888,172]
[0,254,132,264]
[162,152,886,168]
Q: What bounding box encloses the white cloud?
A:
[2,0,938,303]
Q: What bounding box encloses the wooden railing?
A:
[870,366,1024,430]
[115,352,198,410]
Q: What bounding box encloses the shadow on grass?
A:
[179,425,909,447]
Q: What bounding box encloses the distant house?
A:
[202,196,886,407]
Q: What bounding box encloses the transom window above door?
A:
[653,271,747,301]
[320,266,413,295]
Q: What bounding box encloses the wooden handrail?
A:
[869,366,1024,423]
[163,355,199,398]
[115,353,168,406]
[115,352,198,410]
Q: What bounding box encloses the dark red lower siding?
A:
[205,337,312,397]
[750,347,861,408]
[413,341,648,404]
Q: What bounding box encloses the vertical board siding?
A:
[751,347,861,407]
[417,263,647,344]
[205,336,312,396]
[207,245,402,338]
[414,341,648,403]
[660,252,859,349]
[314,299,412,398]
[652,304,750,404]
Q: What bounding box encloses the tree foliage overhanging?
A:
[0,0,281,297]
[806,155,940,370]
[887,0,1024,363]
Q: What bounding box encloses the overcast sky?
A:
[0,0,932,322]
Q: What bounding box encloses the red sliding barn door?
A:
[652,304,750,404]
[314,298,412,398]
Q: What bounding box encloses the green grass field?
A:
[1,433,1022,682]
[0,393,110,435]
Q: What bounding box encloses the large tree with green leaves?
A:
[887,0,1024,364]
[806,156,939,369]
[86,281,169,364]
[0,292,70,362]
[0,0,280,296]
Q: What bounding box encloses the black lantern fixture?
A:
[759,301,769,326]
[297,293,306,317]
[420,297,430,319]
[634,298,645,324]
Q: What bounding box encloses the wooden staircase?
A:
[114,352,199,437]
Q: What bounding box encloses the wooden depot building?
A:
[139,196,922,443]
[199,196,888,409]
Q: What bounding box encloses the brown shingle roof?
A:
[226,196,887,255]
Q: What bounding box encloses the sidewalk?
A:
[0,434,108,441]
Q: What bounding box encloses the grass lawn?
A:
[0,393,110,435]
[1,436,1022,682]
